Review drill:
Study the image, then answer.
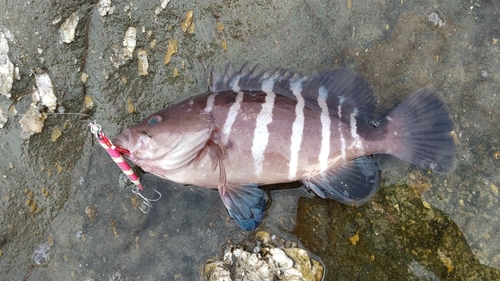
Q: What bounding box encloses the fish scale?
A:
[113,64,456,231]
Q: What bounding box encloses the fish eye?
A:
[147,115,162,125]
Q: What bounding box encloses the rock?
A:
[204,231,323,281]
[110,27,137,68]
[59,12,79,43]
[33,68,57,112]
[0,106,7,128]
[97,0,115,16]
[0,30,14,98]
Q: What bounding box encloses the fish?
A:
[113,64,456,231]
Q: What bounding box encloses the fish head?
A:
[112,107,215,175]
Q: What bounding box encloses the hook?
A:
[132,187,162,214]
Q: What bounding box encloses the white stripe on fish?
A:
[204,93,217,112]
[338,96,347,161]
[261,76,276,94]
[348,108,364,152]
[318,86,331,172]
[230,74,241,92]
[288,79,304,180]
[222,92,243,145]
[252,92,276,176]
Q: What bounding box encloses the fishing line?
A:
[3,110,161,213]
[3,111,94,119]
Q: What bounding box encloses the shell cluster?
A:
[205,231,323,281]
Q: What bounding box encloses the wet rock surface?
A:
[294,182,500,280]
[0,0,499,280]
[23,154,240,280]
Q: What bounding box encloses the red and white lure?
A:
[89,122,161,213]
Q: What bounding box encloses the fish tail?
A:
[387,87,456,174]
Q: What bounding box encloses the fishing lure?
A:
[89,122,160,213]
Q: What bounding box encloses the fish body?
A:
[113,65,456,230]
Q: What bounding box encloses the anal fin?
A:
[303,156,381,205]
[219,184,267,231]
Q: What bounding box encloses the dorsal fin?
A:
[300,68,377,123]
[210,63,276,93]
[209,64,378,124]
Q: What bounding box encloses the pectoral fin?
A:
[219,184,267,231]
[303,156,381,205]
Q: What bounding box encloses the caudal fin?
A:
[387,88,456,174]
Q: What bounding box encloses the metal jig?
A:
[89,121,161,213]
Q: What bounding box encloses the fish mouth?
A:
[112,129,135,155]
[112,129,153,157]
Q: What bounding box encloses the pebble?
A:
[0,31,14,98]
[428,12,444,27]
[59,12,79,43]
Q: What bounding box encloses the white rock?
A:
[0,31,9,54]
[234,251,271,281]
[0,31,14,98]
[33,69,57,112]
[0,106,7,128]
[223,249,235,266]
[428,12,444,27]
[110,27,136,68]
[269,248,294,270]
[160,0,170,9]
[207,262,233,281]
[97,0,115,16]
[122,27,137,56]
[14,66,20,80]
[0,27,14,42]
[52,15,62,25]
[137,49,149,76]
[155,0,170,15]
[19,103,46,139]
[205,232,324,281]
[59,12,79,43]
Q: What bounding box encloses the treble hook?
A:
[132,187,162,214]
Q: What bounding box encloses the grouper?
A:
[113,65,456,230]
